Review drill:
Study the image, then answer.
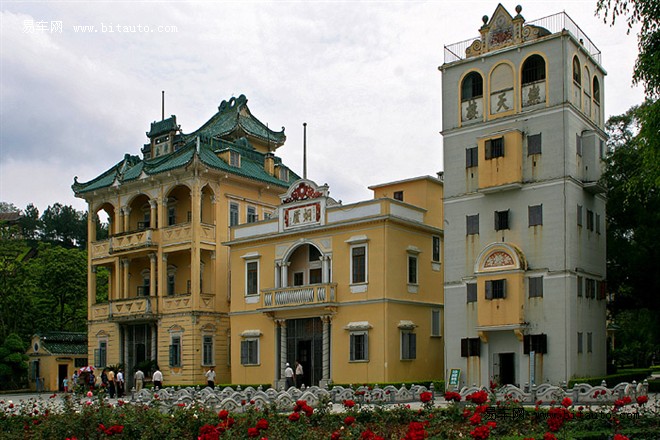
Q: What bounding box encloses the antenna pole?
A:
[161,91,165,121]
[303,122,307,179]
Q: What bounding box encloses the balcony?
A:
[111,229,156,254]
[261,283,337,309]
[110,296,157,321]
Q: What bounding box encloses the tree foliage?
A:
[0,333,29,389]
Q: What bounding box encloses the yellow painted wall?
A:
[478,130,523,189]
[476,273,524,327]
[371,178,444,229]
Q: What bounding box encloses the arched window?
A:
[461,72,483,101]
[572,57,581,85]
[583,67,591,94]
[521,55,546,84]
[593,77,601,104]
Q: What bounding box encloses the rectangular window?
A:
[230,202,239,227]
[529,276,544,298]
[596,214,601,234]
[467,214,479,235]
[586,209,594,231]
[169,335,182,367]
[168,207,176,226]
[494,210,510,231]
[408,255,418,284]
[597,280,607,300]
[263,211,272,220]
[230,151,240,167]
[293,272,304,286]
[528,133,542,155]
[401,331,416,360]
[528,204,543,226]
[351,246,367,284]
[202,336,214,366]
[577,276,583,297]
[393,191,404,201]
[247,206,258,223]
[577,204,583,226]
[467,283,477,303]
[350,332,368,361]
[461,337,481,357]
[94,341,107,368]
[246,261,258,295]
[431,310,441,337]
[485,279,506,299]
[466,147,478,168]
[577,332,583,354]
[432,236,441,262]
[587,332,593,353]
[523,334,548,354]
[485,137,504,159]
[240,339,259,365]
[586,278,596,299]
[309,246,321,262]
[576,133,583,156]
[309,268,322,284]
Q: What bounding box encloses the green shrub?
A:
[648,378,660,393]
[568,368,652,387]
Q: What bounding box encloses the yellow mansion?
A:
[73,95,445,387]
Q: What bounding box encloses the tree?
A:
[0,202,18,213]
[40,203,86,249]
[18,203,41,242]
[0,333,29,390]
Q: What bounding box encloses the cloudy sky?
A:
[0,0,645,214]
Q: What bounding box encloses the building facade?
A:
[73,95,298,387]
[226,177,444,387]
[27,332,88,392]
[440,5,607,388]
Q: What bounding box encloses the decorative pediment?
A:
[475,242,527,273]
[486,4,515,50]
[281,179,329,204]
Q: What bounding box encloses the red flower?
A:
[218,409,229,420]
[561,397,572,408]
[637,395,649,405]
[331,432,341,440]
[486,421,496,429]
[256,418,269,430]
[613,435,630,440]
[466,390,489,405]
[343,399,356,408]
[247,427,259,437]
[344,416,355,426]
[302,404,314,416]
[543,434,557,440]
[622,396,632,405]
[470,425,491,440]
[288,412,300,422]
[420,391,433,403]
[469,413,482,425]
[444,391,462,402]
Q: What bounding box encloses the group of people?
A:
[66,365,162,395]
[284,361,304,390]
[100,367,125,398]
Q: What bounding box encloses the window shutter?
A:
[349,334,355,361]
[461,338,468,357]
[485,281,493,299]
[494,212,500,231]
[528,133,542,155]
[410,333,417,359]
[502,279,507,298]
[485,139,492,159]
[94,349,100,368]
[471,338,481,356]
[240,341,248,365]
[169,344,175,366]
[540,334,548,354]
[523,335,531,355]
[576,133,583,156]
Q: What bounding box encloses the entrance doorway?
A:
[499,353,515,385]
[58,364,68,392]
[122,323,155,388]
[286,318,323,386]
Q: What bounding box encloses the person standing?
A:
[152,366,163,389]
[295,361,304,388]
[63,377,69,393]
[116,369,125,397]
[284,363,294,390]
[106,368,115,398]
[205,366,216,389]
[134,368,145,392]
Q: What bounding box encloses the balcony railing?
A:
[109,296,157,319]
[111,229,155,253]
[262,283,337,308]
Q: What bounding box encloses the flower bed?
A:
[0,390,658,439]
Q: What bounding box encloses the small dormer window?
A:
[230,151,240,167]
[278,167,288,181]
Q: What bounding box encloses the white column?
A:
[275,262,282,288]
[281,262,290,288]
[321,316,331,388]
[277,319,287,390]
[322,256,330,283]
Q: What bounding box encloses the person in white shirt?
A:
[284,363,294,390]
[205,366,216,388]
[295,361,304,388]
[116,369,125,397]
[152,367,163,389]
[134,369,145,392]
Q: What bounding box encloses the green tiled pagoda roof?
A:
[38,332,87,355]
[147,116,178,138]
[72,95,297,194]
[193,94,286,145]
